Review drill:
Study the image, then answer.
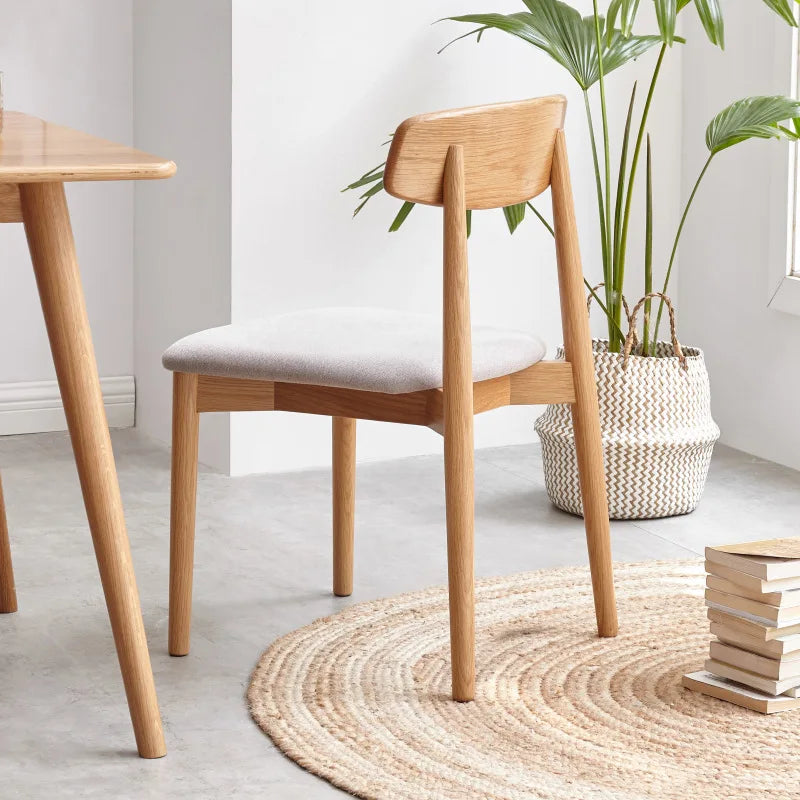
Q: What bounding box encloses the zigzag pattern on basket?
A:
[535,340,720,520]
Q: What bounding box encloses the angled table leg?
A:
[19,181,166,759]
[0,473,17,613]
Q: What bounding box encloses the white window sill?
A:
[768,274,800,316]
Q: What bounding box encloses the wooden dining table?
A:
[0,111,175,758]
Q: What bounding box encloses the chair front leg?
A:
[332,416,356,597]
[169,372,200,656]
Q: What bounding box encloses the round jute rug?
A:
[248,561,800,799]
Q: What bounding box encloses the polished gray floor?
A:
[1,429,798,798]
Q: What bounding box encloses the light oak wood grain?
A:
[21,182,166,758]
[0,112,175,183]
[551,131,618,638]
[165,96,619,707]
[197,374,275,412]
[0,184,22,222]
[274,383,431,425]
[509,361,575,404]
[169,373,200,657]
[0,473,17,613]
[197,363,571,431]
[385,96,566,209]
[442,145,476,701]
[332,418,356,597]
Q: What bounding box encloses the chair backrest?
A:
[384,95,566,210]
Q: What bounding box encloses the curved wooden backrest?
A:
[384,95,566,210]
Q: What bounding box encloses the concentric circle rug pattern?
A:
[248,561,800,799]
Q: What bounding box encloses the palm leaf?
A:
[619,0,642,35]
[653,0,677,46]
[760,0,798,26]
[342,170,384,192]
[358,180,385,201]
[706,95,800,154]
[388,201,415,232]
[692,0,724,48]
[445,0,661,90]
[606,0,641,41]
[502,202,527,233]
[342,163,385,192]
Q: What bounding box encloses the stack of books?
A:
[683,538,800,714]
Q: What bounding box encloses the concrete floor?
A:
[1,429,799,798]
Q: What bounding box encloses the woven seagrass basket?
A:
[535,294,720,520]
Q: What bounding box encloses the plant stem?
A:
[583,91,611,338]
[526,202,554,236]
[592,0,621,348]
[613,83,637,271]
[523,195,624,344]
[652,152,715,342]
[525,200,625,341]
[642,135,653,356]
[614,43,667,347]
[585,279,627,343]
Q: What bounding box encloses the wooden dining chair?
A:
[161,95,618,702]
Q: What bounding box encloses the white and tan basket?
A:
[535,293,720,520]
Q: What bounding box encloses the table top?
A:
[0,111,175,183]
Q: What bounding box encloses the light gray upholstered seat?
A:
[162,307,546,395]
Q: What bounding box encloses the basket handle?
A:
[586,282,638,349]
[623,292,686,370]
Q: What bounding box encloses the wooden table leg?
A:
[20,182,166,759]
[0,473,17,613]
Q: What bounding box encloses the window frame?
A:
[768,9,800,315]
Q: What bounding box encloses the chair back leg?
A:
[332,417,356,597]
[0,474,17,613]
[169,372,200,656]
[551,130,618,638]
[443,144,476,700]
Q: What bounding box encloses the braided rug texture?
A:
[248,561,800,799]
[535,340,720,520]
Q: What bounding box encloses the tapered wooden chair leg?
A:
[444,430,476,702]
[550,130,618,638]
[443,144,476,701]
[169,372,200,656]
[332,417,356,597]
[572,390,618,637]
[0,474,17,614]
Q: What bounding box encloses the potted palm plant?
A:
[345,0,800,519]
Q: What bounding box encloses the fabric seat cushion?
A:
[162,307,546,395]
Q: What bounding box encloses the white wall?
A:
[679,7,800,471]
[0,1,134,393]
[133,0,233,471]
[228,0,683,474]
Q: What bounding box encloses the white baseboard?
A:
[0,376,135,435]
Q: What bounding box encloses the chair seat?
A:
[162,307,546,395]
